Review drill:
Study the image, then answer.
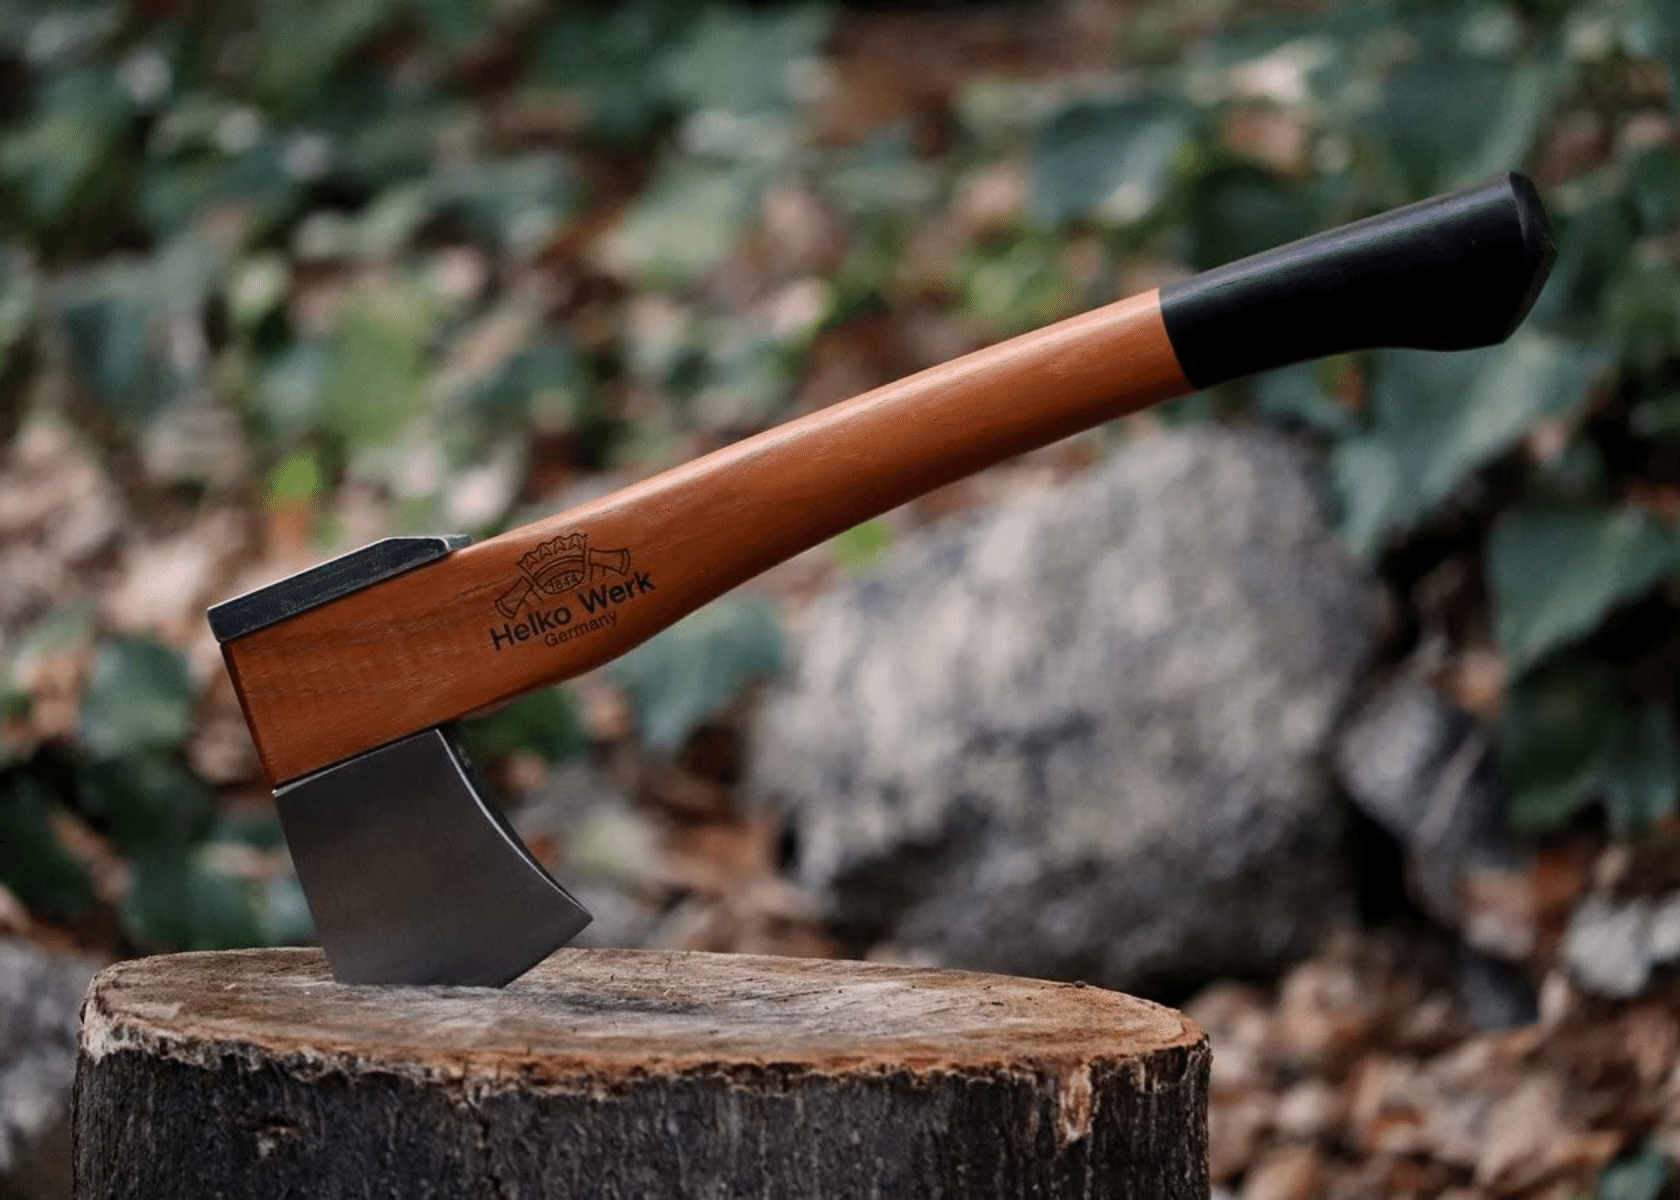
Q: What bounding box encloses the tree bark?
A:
[74,948,1208,1199]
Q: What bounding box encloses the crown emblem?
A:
[495,531,633,618]
[521,532,590,595]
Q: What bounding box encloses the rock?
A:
[1332,656,1527,935]
[751,427,1378,994]
[1457,949,1539,1032]
[1561,892,1680,999]
[0,939,99,1200]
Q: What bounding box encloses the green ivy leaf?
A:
[1252,360,1357,436]
[458,686,587,763]
[1370,30,1508,197]
[1627,145,1680,234]
[122,848,265,952]
[249,0,399,110]
[1597,1146,1673,1200]
[1031,98,1186,227]
[1334,332,1604,559]
[76,753,214,858]
[1499,660,1620,832]
[411,0,492,53]
[1187,165,1325,271]
[139,142,299,242]
[434,155,579,255]
[660,4,831,117]
[598,159,759,286]
[468,339,594,435]
[318,288,433,452]
[1601,705,1680,836]
[611,595,783,753]
[1489,503,1680,675]
[524,0,698,142]
[0,771,93,918]
[79,638,195,759]
[1605,260,1680,368]
[0,71,129,228]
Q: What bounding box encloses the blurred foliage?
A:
[611,595,783,753]
[0,0,1678,953]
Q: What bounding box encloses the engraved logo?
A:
[496,532,630,618]
[487,531,657,653]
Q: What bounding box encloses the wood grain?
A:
[75,947,1211,1199]
[225,289,1189,784]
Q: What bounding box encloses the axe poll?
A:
[210,173,1556,987]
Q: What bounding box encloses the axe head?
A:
[209,536,592,987]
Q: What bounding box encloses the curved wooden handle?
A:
[227,290,1189,784]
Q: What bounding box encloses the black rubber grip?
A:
[1159,173,1556,390]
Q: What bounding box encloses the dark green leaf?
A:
[1031,98,1186,227]
[59,266,170,418]
[0,72,129,227]
[79,638,194,759]
[1499,660,1620,832]
[57,239,219,420]
[611,595,783,753]
[1371,41,1508,196]
[458,687,587,763]
[1631,390,1680,439]
[1252,360,1357,435]
[1529,199,1636,324]
[139,143,299,241]
[1605,261,1680,367]
[468,340,592,433]
[411,0,492,53]
[122,849,266,952]
[252,874,315,945]
[822,128,937,218]
[249,0,398,110]
[252,342,328,444]
[1597,1146,1673,1200]
[76,753,214,857]
[1187,165,1324,271]
[211,812,289,851]
[1601,705,1680,836]
[434,155,578,254]
[1489,503,1680,674]
[525,1,698,142]
[1627,146,1680,233]
[1334,333,1604,558]
[661,4,832,117]
[0,771,93,918]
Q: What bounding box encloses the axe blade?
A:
[275,727,590,986]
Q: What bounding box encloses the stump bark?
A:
[74,948,1209,1199]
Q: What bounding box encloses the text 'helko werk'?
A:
[487,532,655,651]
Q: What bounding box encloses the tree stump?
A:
[74,948,1209,1198]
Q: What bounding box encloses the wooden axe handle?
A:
[224,174,1553,785]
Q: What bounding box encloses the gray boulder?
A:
[750,427,1379,994]
[1,940,98,1200]
[1332,657,1531,950]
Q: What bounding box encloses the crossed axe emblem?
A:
[496,532,630,618]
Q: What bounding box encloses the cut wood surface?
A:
[74,947,1210,1199]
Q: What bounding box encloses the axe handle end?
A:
[1160,172,1555,389]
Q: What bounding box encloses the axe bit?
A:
[210,173,1556,987]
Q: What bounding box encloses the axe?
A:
[210,173,1555,987]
